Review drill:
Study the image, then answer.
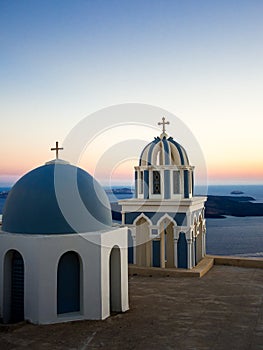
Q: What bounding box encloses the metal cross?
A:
[51,141,63,159]
[158,117,170,134]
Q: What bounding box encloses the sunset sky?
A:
[1,0,262,186]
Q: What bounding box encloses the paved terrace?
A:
[0,264,263,350]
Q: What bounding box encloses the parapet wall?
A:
[128,255,263,279]
[207,255,263,269]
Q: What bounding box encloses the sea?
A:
[197,185,263,258]
[1,185,263,258]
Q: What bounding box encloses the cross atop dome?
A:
[51,141,63,160]
[158,117,170,138]
[46,141,69,165]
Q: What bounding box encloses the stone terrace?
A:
[0,265,262,350]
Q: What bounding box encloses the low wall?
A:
[128,256,214,278]
[207,255,263,269]
[128,255,263,279]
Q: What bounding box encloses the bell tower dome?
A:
[135,117,194,200]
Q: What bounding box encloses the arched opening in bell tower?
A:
[135,217,151,267]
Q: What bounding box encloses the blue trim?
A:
[184,170,189,198]
[143,170,149,199]
[134,171,138,198]
[152,240,161,267]
[191,171,194,196]
[139,143,150,166]
[139,136,189,166]
[162,137,170,165]
[181,145,190,164]
[177,232,188,268]
[164,170,170,199]
[128,230,134,263]
[168,137,185,165]
[128,247,134,264]
[194,238,197,265]
[147,137,161,165]
[125,211,186,226]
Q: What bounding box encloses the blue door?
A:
[177,232,188,268]
[128,246,134,264]
[11,251,24,323]
[57,252,80,314]
[152,240,160,267]
[128,230,134,264]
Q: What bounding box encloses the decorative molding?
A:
[133,213,152,226]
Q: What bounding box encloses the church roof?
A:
[2,161,112,234]
[139,136,189,167]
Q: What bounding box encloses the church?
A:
[119,118,207,269]
[0,118,207,325]
[0,143,129,324]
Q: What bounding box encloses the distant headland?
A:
[111,193,263,221]
[204,195,263,218]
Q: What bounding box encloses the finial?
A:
[158,117,170,136]
[51,141,63,160]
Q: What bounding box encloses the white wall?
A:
[0,226,129,324]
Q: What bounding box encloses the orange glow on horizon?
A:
[1,155,262,186]
[207,162,263,184]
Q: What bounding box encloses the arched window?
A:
[57,251,81,314]
[139,171,144,194]
[188,170,192,194]
[152,171,161,194]
[173,170,180,194]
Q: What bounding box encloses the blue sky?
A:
[1,0,263,185]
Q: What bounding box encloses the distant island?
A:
[105,187,133,195]
[0,191,9,198]
[111,188,133,195]
[230,190,244,195]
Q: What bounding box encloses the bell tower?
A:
[119,118,207,269]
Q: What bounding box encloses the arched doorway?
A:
[196,232,202,263]
[57,251,80,314]
[177,232,187,268]
[3,250,24,323]
[196,220,203,263]
[109,246,121,313]
[158,217,175,268]
[165,221,174,268]
[135,217,151,266]
[193,220,198,265]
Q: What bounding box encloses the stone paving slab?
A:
[0,265,262,350]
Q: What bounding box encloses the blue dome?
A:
[139,136,189,166]
[2,161,112,234]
